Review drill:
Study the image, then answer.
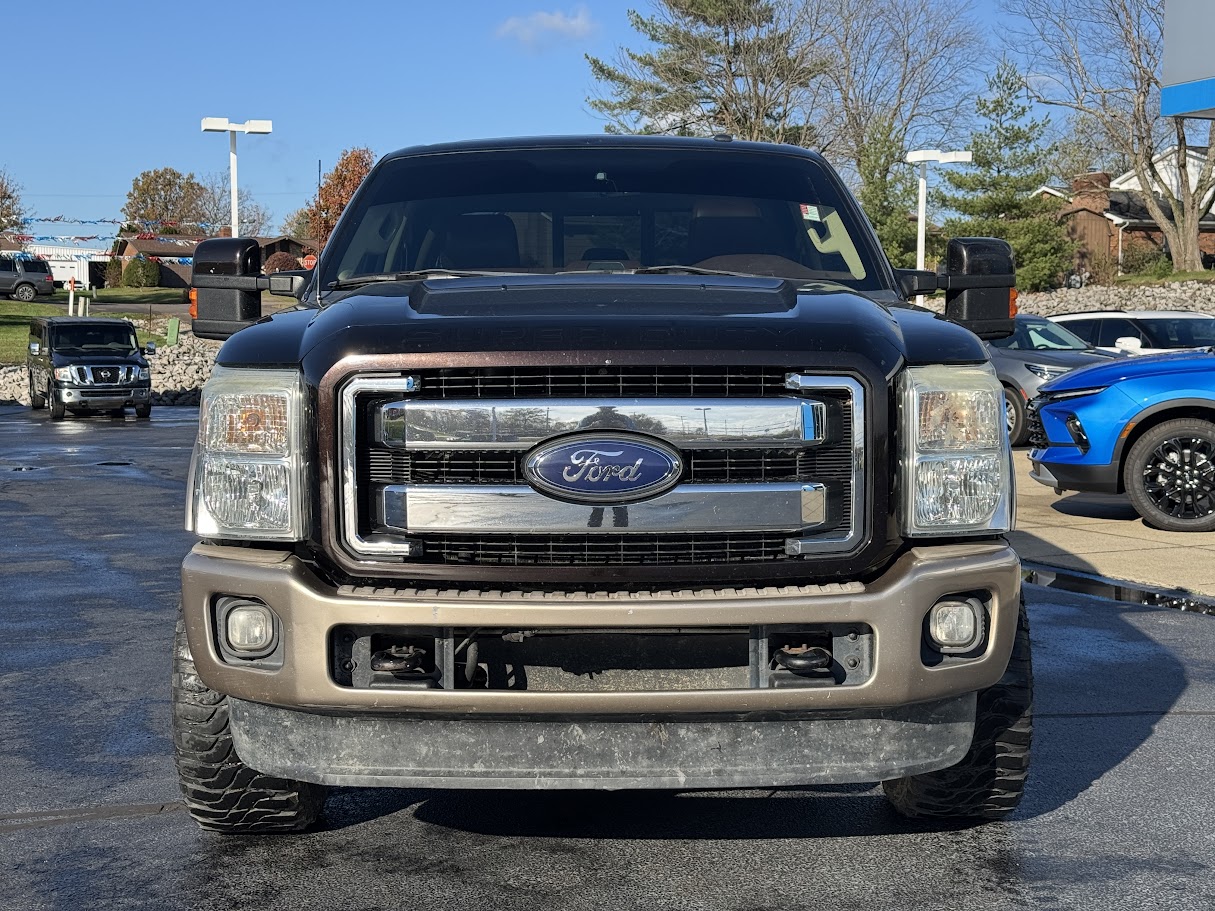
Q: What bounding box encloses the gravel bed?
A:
[4,281,1215,407]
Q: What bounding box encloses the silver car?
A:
[986,314,1119,445]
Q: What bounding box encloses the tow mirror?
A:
[268,270,308,298]
[894,269,937,299]
[939,237,1017,340]
[144,341,157,356]
[190,238,267,340]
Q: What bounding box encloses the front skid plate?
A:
[229,694,977,789]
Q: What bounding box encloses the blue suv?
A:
[1028,350,1215,531]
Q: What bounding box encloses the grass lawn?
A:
[1114,270,1215,286]
[0,300,168,366]
[51,287,190,307]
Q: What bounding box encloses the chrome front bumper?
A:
[57,385,150,408]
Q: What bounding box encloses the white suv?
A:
[1049,310,1215,355]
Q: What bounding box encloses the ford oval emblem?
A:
[524,434,684,504]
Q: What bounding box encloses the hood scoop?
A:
[406,274,799,317]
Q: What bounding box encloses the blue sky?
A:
[7,0,1005,241]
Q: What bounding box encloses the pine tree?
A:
[936,60,1073,291]
[586,1,824,145]
[855,118,921,269]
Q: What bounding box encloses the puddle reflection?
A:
[1023,562,1215,616]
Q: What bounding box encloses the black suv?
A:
[27,317,154,419]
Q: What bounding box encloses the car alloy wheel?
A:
[14,283,36,302]
[1142,436,1215,519]
[1125,418,1215,532]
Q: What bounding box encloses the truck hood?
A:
[1040,348,1215,393]
[218,274,990,380]
[51,352,148,368]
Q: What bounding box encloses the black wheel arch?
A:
[1113,400,1215,493]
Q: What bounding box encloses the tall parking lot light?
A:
[201,118,273,238]
[905,149,973,303]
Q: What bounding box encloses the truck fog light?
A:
[223,600,276,653]
[928,597,983,650]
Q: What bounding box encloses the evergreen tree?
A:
[586,1,825,145]
[936,60,1073,291]
[855,118,921,268]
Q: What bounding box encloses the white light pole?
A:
[201,117,273,237]
[905,149,972,304]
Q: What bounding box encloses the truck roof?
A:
[381,133,827,164]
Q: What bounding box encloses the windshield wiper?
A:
[327,269,525,290]
[632,265,750,277]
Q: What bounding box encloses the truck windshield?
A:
[321,146,888,296]
[52,325,138,352]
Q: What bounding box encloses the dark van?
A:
[27,317,154,419]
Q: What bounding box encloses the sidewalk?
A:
[1010,451,1215,598]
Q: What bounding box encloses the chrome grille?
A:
[73,365,138,385]
[408,366,788,399]
[417,532,794,566]
[340,369,864,566]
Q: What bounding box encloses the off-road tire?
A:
[883,593,1032,820]
[29,374,45,409]
[1003,387,1027,447]
[1123,418,1215,532]
[135,403,152,419]
[172,612,325,833]
[13,283,36,302]
[48,386,65,421]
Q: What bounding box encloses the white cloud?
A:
[495,5,596,51]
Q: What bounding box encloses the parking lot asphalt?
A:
[1,407,1214,910]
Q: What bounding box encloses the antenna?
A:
[314,158,323,305]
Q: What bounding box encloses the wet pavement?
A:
[2,405,1214,910]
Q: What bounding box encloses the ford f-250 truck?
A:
[177,135,1030,834]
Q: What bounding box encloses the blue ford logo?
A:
[524,434,683,504]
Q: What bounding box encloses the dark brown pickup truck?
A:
[176,135,1030,833]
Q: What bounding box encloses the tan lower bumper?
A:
[181,542,1020,715]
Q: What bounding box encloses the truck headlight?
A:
[899,364,1014,536]
[186,366,309,540]
[137,366,150,381]
[53,367,75,381]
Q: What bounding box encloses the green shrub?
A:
[1121,243,1171,277]
[121,257,160,288]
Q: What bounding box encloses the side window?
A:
[0,257,15,273]
[1096,318,1143,347]
[1061,319,1096,345]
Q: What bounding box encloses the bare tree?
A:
[820,0,984,180]
[0,167,27,235]
[1006,0,1215,271]
[586,1,834,145]
[198,171,272,238]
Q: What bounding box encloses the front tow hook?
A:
[774,646,833,674]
